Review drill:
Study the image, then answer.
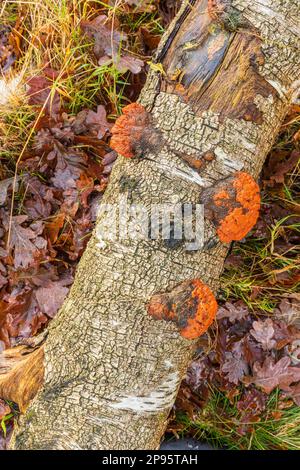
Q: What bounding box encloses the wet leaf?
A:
[85,105,112,139]
[250,318,276,351]
[27,73,60,117]
[274,297,300,327]
[45,212,65,244]
[174,382,205,420]
[35,280,70,318]
[23,177,53,220]
[272,320,300,350]
[263,150,300,187]
[237,387,267,415]
[114,55,144,74]
[0,289,48,347]
[81,15,125,61]
[236,387,268,434]
[140,27,161,52]
[285,383,300,406]
[245,357,300,394]
[242,334,265,366]
[217,301,249,323]
[221,342,249,385]
[0,178,18,206]
[7,216,46,269]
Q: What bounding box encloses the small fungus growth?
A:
[147,279,218,340]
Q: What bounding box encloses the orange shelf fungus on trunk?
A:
[202,171,260,243]
[110,103,149,158]
[147,279,218,340]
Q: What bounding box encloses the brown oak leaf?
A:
[27,73,60,117]
[221,342,249,385]
[81,15,125,61]
[0,177,18,206]
[263,150,300,187]
[245,357,300,394]
[98,54,144,74]
[237,387,267,416]
[221,352,249,385]
[35,280,71,318]
[85,105,112,139]
[274,297,300,327]
[0,288,48,347]
[217,301,249,323]
[7,215,46,269]
[285,383,300,406]
[250,318,276,350]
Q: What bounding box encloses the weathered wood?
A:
[8,0,300,450]
[0,345,44,413]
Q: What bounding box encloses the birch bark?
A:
[8,0,300,450]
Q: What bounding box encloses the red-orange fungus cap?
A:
[215,172,260,243]
[110,103,148,158]
[147,279,218,340]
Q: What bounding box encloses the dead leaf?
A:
[0,289,48,347]
[274,298,300,327]
[272,320,300,350]
[217,301,249,323]
[114,55,144,74]
[242,334,265,366]
[236,387,267,434]
[27,73,61,117]
[45,212,65,244]
[35,280,70,318]
[250,318,276,350]
[237,387,267,415]
[285,383,300,406]
[24,177,53,220]
[140,27,161,52]
[85,105,112,139]
[7,216,46,269]
[263,150,300,187]
[0,177,18,207]
[245,357,300,394]
[81,15,125,61]
[221,342,249,385]
[174,382,205,420]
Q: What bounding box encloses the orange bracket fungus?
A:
[201,171,260,243]
[147,279,218,340]
[110,102,161,159]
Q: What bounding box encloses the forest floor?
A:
[0,0,299,450]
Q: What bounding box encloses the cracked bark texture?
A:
[11,0,300,450]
